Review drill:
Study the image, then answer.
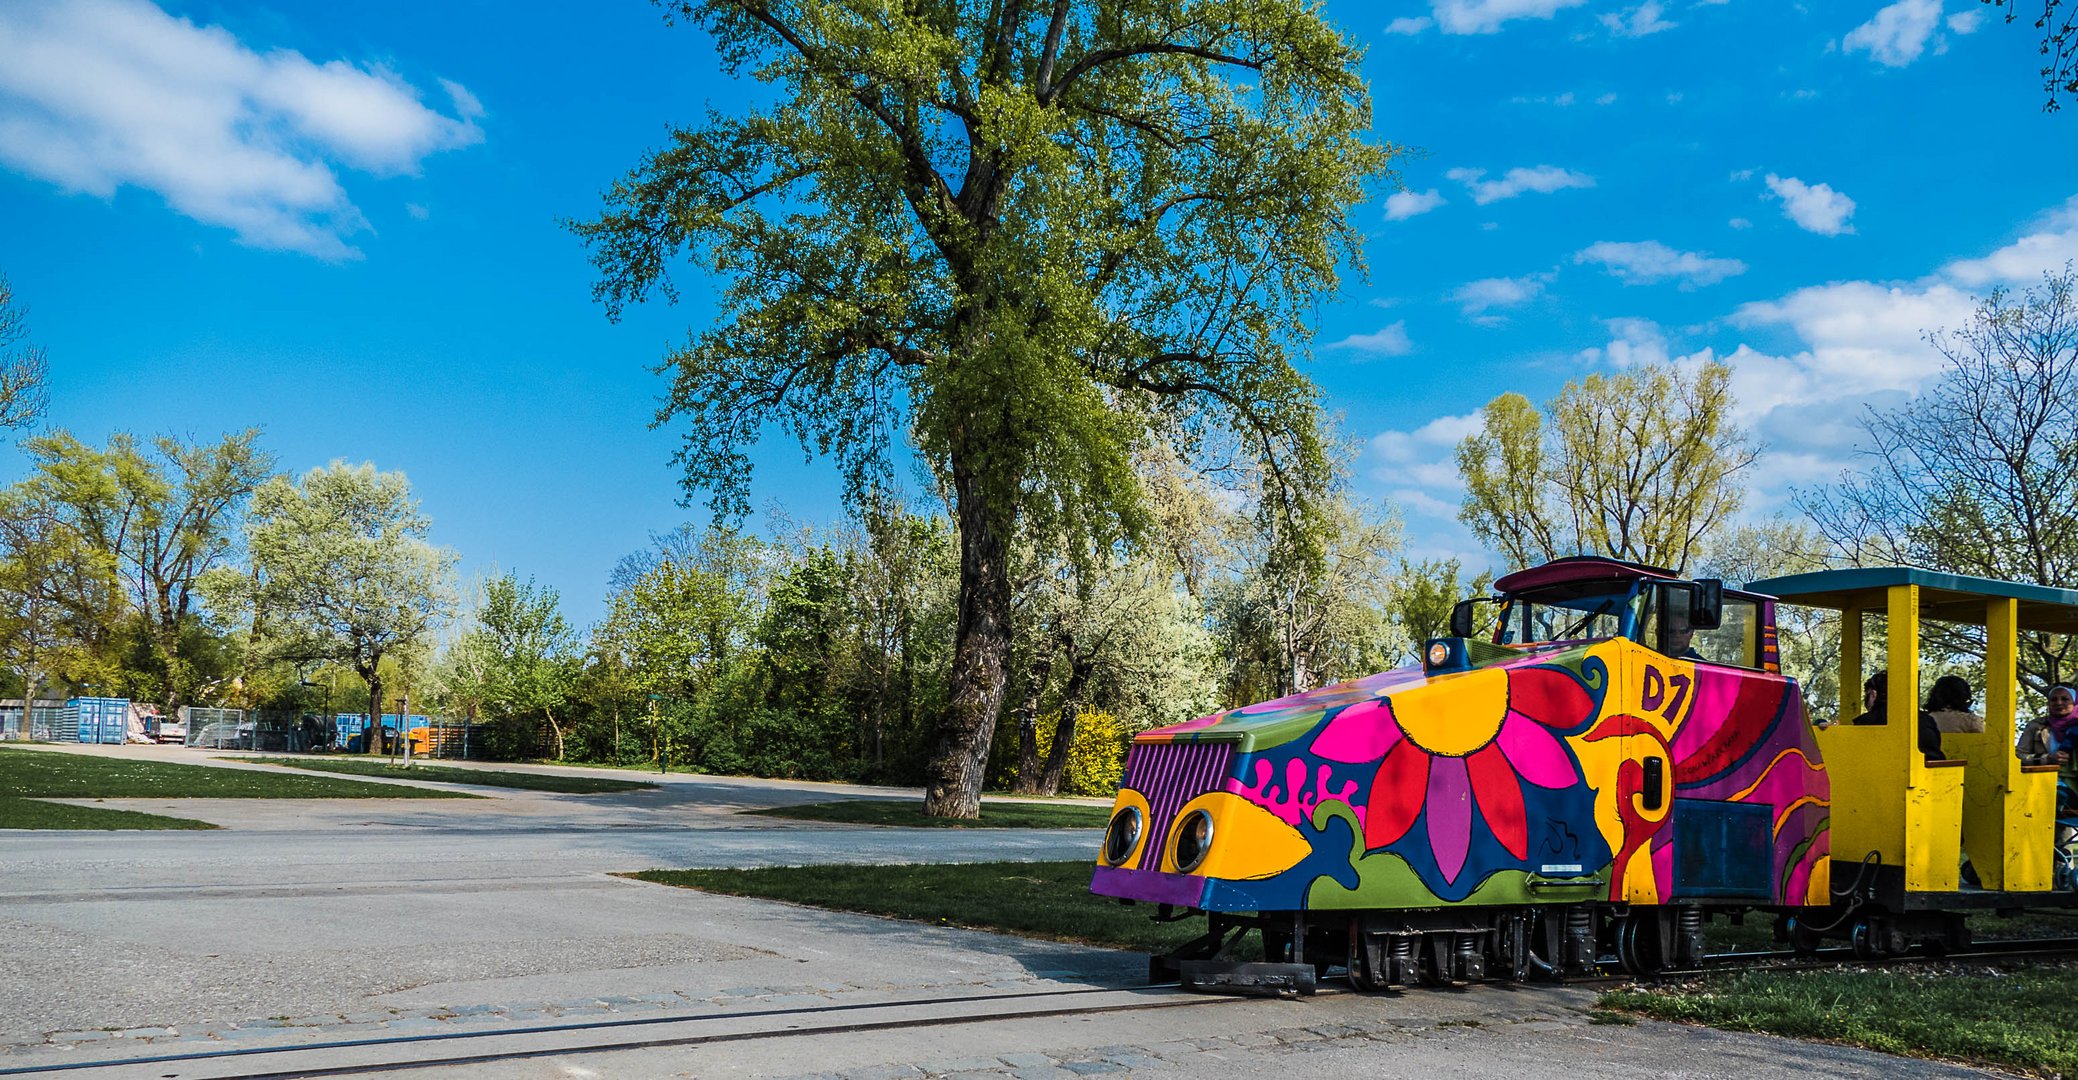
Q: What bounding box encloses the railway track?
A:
[17,937,2078,1079]
[0,984,1249,1080]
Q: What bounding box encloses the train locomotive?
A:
[1089,556,2078,989]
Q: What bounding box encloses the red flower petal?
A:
[1364,738,1430,851]
[1508,666,1596,729]
[1467,744,1527,860]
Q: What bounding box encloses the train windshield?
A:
[1496,581,1645,644]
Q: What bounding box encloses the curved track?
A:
[3,984,1246,1080]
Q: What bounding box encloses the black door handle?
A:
[1642,757,1664,812]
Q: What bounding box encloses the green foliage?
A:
[439,573,580,756]
[1032,707,1124,796]
[0,429,271,708]
[576,0,1394,815]
[1603,964,2078,1077]
[207,461,458,733]
[1458,360,1757,575]
[1387,558,1495,655]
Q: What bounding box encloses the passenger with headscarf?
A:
[1849,670,1947,763]
[1926,675,1986,734]
[2017,685,2078,766]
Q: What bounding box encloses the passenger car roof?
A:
[1493,555,1680,593]
[1746,567,2078,633]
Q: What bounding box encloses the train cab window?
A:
[1495,583,1645,644]
[1691,597,1760,668]
[1639,586,1762,668]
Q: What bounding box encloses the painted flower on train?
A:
[1311,665,1595,884]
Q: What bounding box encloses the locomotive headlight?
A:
[1427,641,1452,666]
[1101,806,1143,866]
[1173,809,1215,873]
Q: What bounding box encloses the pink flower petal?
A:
[1310,699,1403,765]
[1497,712,1578,789]
[1426,755,1473,884]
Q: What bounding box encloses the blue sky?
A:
[1,0,2074,625]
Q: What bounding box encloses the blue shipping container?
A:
[66,697,130,744]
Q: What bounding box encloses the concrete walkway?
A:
[0,744,1999,1077]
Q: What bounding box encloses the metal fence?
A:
[0,700,64,742]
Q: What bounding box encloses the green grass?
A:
[0,796,216,830]
[237,757,659,794]
[1602,964,2078,1077]
[746,799,1111,828]
[630,859,1210,954]
[0,747,474,800]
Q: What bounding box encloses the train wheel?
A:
[1850,919,1882,960]
[1786,916,1823,957]
[1615,913,1663,977]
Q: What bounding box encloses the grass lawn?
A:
[238,757,658,794]
[1603,963,2078,1077]
[0,746,474,800]
[0,795,216,830]
[746,799,1110,829]
[631,859,1211,954]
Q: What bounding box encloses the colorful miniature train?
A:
[1090,556,2078,988]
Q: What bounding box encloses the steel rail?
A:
[1,983,1242,1080]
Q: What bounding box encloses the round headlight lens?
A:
[1173,809,1214,873]
[1102,806,1143,866]
[1427,641,1452,666]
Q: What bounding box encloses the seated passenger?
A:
[1661,616,1704,661]
[2017,685,2078,767]
[1849,671,1946,763]
[1926,675,1986,734]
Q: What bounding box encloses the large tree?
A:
[445,574,581,758]
[1800,270,2078,691]
[575,0,1391,815]
[2,430,272,711]
[1457,360,1758,575]
[0,274,50,435]
[207,462,457,750]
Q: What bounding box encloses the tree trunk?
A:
[362,665,384,756]
[544,705,565,761]
[1037,656,1093,796]
[924,454,1015,818]
[1010,647,1055,795]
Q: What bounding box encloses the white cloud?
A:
[1386,16,1435,34]
[1452,274,1548,317]
[0,0,482,259]
[1385,188,1446,221]
[1574,240,1747,286]
[1842,0,1943,67]
[1576,317,1674,368]
[1947,9,1984,33]
[1372,412,1483,465]
[1326,321,1415,357]
[1510,91,1577,106]
[1729,217,1753,229]
[1942,197,2078,286]
[1595,92,1619,105]
[1601,1,1675,37]
[405,202,430,221]
[1764,174,1857,236]
[1445,165,1595,205]
[1429,0,1588,35]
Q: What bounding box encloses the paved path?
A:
[0,744,1998,1077]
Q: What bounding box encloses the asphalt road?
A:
[0,744,1997,1078]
